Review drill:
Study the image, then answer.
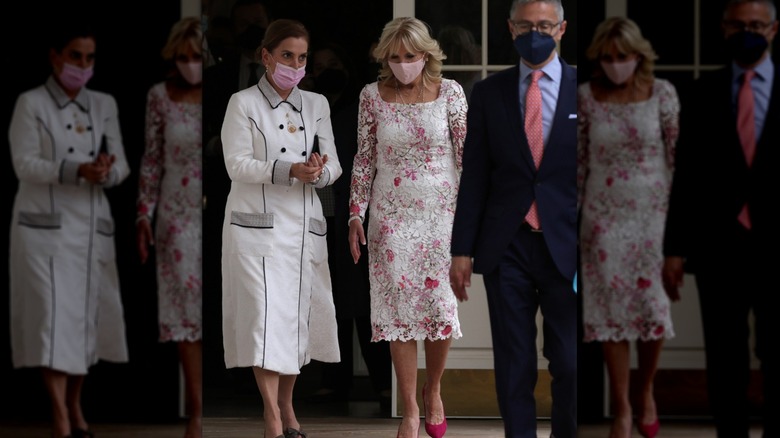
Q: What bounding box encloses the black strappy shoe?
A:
[71,428,95,438]
[284,427,307,438]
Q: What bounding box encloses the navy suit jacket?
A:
[663,61,780,267]
[451,57,578,280]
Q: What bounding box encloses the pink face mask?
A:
[389,58,425,84]
[177,61,203,85]
[600,59,639,85]
[271,61,306,90]
[59,62,94,91]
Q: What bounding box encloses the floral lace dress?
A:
[350,79,467,342]
[137,82,202,342]
[577,79,680,342]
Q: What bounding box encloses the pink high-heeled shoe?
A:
[422,383,447,438]
[636,418,659,438]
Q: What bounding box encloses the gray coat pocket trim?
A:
[231,211,274,228]
[96,218,114,236]
[309,217,327,236]
[18,212,62,229]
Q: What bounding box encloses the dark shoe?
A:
[71,429,95,438]
[284,427,307,438]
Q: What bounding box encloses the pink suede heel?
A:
[422,383,447,438]
[637,418,659,438]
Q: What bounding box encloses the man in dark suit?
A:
[201,0,272,391]
[449,0,577,436]
[663,1,779,437]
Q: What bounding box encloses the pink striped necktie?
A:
[524,70,544,230]
[737,69,755,229]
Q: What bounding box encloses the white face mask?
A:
[176,61,203,85]
[600,59,639,85]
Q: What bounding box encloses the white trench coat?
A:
[8,77,130,375]
[221,75,342,374]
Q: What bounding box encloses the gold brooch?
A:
[286,113,297,133]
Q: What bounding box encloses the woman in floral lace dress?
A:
[136,17,203,438]
[578,17,680,438]
[348,17,467,438]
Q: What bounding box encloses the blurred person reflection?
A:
[437,25,481,103]
[663,1,780,436]
[8,18,130,438]
[578,16,680,438]
[204,0,273,148]
[302,41,393,411]
[135,17,203,438]
[202,3,274,371]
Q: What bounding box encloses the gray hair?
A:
[723,0,777,21]
[510,0,564,22]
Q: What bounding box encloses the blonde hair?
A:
[585,16,657,86]
[161,16,202,61]
[373,17,446,85]
[585,17,658,83]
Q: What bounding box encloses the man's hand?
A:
[449,256,473,302]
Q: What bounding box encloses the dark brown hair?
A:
[258,19,309,56]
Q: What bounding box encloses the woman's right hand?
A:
[136,217,154,264]
[348,218,366,264]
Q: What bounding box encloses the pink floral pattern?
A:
[137,82,202,342]
[577,79,680,342]
[350,79,467,342]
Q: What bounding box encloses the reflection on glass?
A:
[437,25,481,102]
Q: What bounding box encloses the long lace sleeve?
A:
[576,83,590,212]
[446,79,468,176]
[349,84,378,220]
[137,84,165,220]
[658,80,681,170]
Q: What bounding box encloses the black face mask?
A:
[726,30,769,65]
[237,25,266,52]
[315,68,349,94]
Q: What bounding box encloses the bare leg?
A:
[390,340,420,438]
[603,341,632,438]
[422,338,452,425]
[41,368,70,438]
[179,340,203,438]
[253,367,283,438]
[278,374,301,432]
[636,339,663,426]
[65,374,88,431]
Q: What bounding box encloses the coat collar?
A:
[258,74,303,112]
[44,75,90,112]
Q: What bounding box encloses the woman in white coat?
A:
[220,19,342,438]
[8,21,130,438]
